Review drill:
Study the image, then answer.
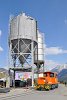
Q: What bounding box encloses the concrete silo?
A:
[34,29,44,72]
[9,13,37,87]
[9,13,37,67]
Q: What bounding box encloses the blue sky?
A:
[0,0,67,69]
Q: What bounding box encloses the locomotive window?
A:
[44,73,47,77]
[50,73,54,77]
[55,74,57,77]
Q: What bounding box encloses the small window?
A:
[44,73,47,77]
[50,73,54,77]
[55,74,57,78]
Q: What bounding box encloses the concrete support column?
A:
[13,70,15,88]
[31,40,34,87]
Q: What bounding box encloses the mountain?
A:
[51,67,60,73]
[0,68,8,73]
[51,65,67,83]
[58,69,67,82]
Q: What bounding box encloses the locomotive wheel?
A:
[45,85,50,91]
[55,84,58,88]
[51,84,56,89]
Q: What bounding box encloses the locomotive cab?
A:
[35,71,58,90]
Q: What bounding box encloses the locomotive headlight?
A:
[48,82,52,83]
[44,80,46,82]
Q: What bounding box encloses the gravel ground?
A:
[0,84,67,100]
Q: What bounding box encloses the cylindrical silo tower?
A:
[34,29,44,72]
[9,13,37,67]
[9,13,38,87]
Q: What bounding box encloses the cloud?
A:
[0,30,2,37]
[0,46,3,52]
[43,45,67,70]
[45,46,67,55]
[44,59,61,70]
